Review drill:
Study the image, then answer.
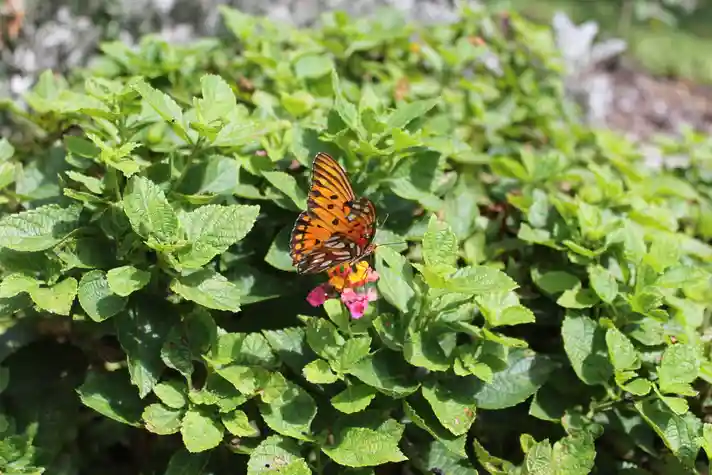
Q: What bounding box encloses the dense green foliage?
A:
[1,5,712,474]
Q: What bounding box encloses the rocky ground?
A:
[1,0,712,146]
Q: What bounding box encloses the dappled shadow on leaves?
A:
[277,391,314,427]
[581,353,613,384]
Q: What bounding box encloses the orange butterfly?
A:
[289,153,377,274]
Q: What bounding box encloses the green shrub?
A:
[1,5,712,474]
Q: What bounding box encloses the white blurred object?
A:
[551,12,627,127]
[552,12,626,76]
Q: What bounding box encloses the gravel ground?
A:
[2,0,711,146]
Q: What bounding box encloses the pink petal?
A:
[365,268,379,283]
[339,287,355,301]
[347,300,368,319]
[306,285,329,307]
[340,288,377,319]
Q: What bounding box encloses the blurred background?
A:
[1,0,711,145]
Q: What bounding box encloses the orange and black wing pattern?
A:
[289,153,377,274]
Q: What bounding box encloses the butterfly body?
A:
[289,153,377,274]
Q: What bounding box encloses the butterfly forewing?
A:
[289,153,377,274]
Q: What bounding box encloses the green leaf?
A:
[331,71,362,137]
[264,225,296,272]
[322,418,407,467]
[523,438,553,474]
[475,291,535,327]
[130,78,188,140]
[115,305,172,398]
[281,91,316,117]
[439,266,518,295]
[222,410,259,437]
[263,327,312,374]
[54,235,115,270]
[533,270,580,294]
[65,135,99,158]
[178,155,239,196]
[303,359,339,384]
[0,138,14,162]
[443,173,481,240]
[78,270,127,322]
[658,344,700,394]
[660,395,689,415]
[422,215,457,268]
[304,317,345,362]
[402,399,467,458]
[324,298,350,331]
[66,170,104,194]
[621,220,646,263]
[122,175,182,244]
[347,351,419,398]
[625,318,665,346]
[635,399,701,468]
[415,440,477,475]
[259,373,316,441]
[339,337,372,372]
[550,432,596,474]
[262,171,307,211]
[422,378,477,436]
[162,327,195,380]
[331,383,377,414]
[91,138,142,177]
[375,246,414,313]
[154,380,188,409]
[170,269,241,312]
[190,373,248,412]
[605,327,640,371]
[176,204,260,269]
[562,314,613,385]
[0,273,39,298]
[473,349,556,410]
[588,265,618,303]
[247,435,311,475]
[645,235,680,274]
[0,204,81,252]
[28,277,77,316]
[621,378,652,396]
[181,408,224,453]
[386,97,439,129]
[557,287,599,309]
[217,364,270,395]
[211,332,277,367]
[701,423,712,462]
[294,54,334,79]
[143,403,182,435]
[0,160,18,191]
[107,265,151,297]
[195,74,237,123]
[77,370,142,427]
[164,449,209,475]
[403,330,451,371]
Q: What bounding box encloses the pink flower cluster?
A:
[306,261,379,319]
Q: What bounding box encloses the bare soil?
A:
[605,63,712,140]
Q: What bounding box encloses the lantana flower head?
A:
[305,261,379,319]
[328,261,379,290]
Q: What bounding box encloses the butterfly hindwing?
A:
[289,153,378,274]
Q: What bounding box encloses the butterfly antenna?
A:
[378,213,390,228]
[377,240,408,247]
